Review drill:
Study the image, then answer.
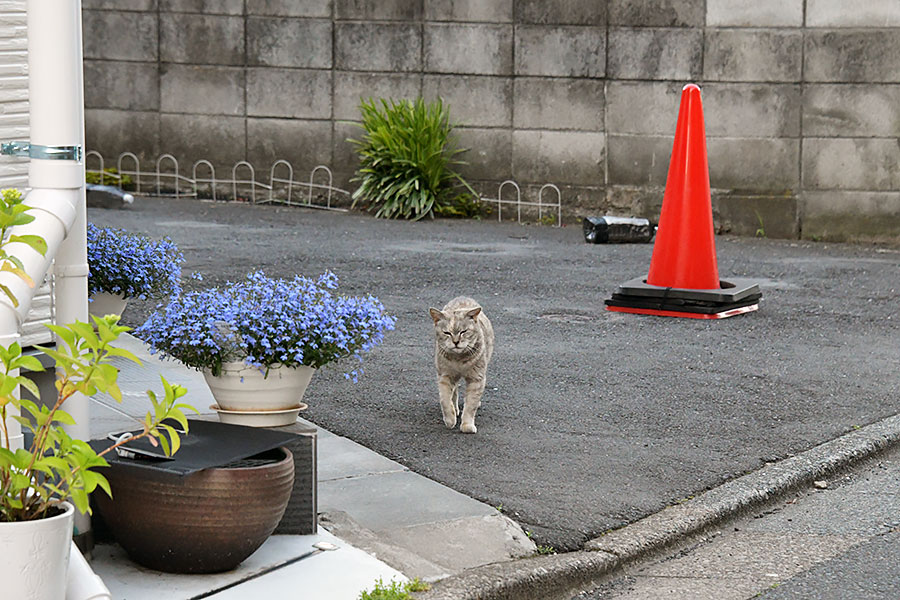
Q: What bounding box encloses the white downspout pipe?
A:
[0,2,105,598]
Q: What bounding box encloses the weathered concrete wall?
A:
[83,1,900,242]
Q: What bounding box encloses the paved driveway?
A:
[90,198,900,550]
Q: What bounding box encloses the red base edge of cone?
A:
[606,304,759,320]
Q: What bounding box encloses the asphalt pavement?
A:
[89,197,900,553]
[573,443,900,599]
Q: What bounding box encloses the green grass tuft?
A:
[348,97,476,221]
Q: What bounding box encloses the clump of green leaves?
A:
[0,188,48,307]
[359,577,430,600]
[86,167,132,188]
[0,315,196,522]
[349,97,476,221]
[433,192,490,219]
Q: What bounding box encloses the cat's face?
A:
[430,307,481,355]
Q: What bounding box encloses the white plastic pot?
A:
[87,292,127,318]
[203,362,315,426]
[1,501,74,600]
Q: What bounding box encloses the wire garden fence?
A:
[85,151,563,226]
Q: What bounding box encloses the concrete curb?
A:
[416,413,900,600]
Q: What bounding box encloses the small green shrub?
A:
[433,192,490,219]
[349,97,475,221]
[359,577,430,600]
[86,167,132,188]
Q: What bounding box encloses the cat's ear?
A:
[429,308,445,324]
[465,307,482,319]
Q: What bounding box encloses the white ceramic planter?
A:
[0,502,74,600]
[203,362,315,426]
[88,292,128,318]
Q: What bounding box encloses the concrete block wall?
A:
[82,1,900,242]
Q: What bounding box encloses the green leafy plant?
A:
[359,577,430,600]
[86,167,132,188]
[433,192,490,219]
[0,315,196,521]
[0,187,195,522]
[0,188,48,307]
[349,97,476,221]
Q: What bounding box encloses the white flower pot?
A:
[203,362,315,426]
[88,292,128,318]
[0,502,74,600]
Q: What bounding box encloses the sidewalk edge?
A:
[416,413,900,600]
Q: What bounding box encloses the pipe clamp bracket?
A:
[1,141,82,162]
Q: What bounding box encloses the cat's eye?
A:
[443,331,451,336]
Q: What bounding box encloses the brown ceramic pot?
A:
[94,447,294,573]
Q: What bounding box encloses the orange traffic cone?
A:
[646,84,719,290]
[605,84,761,319]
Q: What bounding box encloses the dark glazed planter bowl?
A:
[95,447,294,573]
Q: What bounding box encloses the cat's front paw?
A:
[460,422,477,434]
[443,415,457,429]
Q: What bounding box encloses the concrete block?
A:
[425,24,513,75]
[160,0,243,14]
[335,0,421,20]
[706,0,803,27]
[425,0,512,23]
[707,138,800,191]
[247,118,334,185]
[704,30,802,82]
[160,114,246,170]
[423,75,511,128]
[606,82,683,135]
[702,84,801,137]
[85,109,160,166]
[335,22,421,72]
[512,130,605,185]
[513,78,603,131]
[802,191,900,243]
[84,60,158,111]
[806,0,900,27]
[333,121,363,189]
[160,65,244,115]
[607,28,702,80]
[248,68,332,119]
[805,31,900,83]
[607,185,664,220]
[453,127,513,181]
[609,0,704,27]
[333,72,422,120]
[82,10,157,61]
[803,84,900,137]
[248,17,333,68]
[247,0,331,17]
[514,25,605,78]
[84,0,156,9]
[160,13,243,65]
[515,0,605,25]
[713,193,799,239]
[802,138,900,191]
[607,134,672,186]
[517,183,604,222]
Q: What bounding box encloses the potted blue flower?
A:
[136,271,396,426]
[86,223,184,317]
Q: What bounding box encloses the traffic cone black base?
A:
[605,277,760,319]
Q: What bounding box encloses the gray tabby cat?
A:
[429,297,494,434]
